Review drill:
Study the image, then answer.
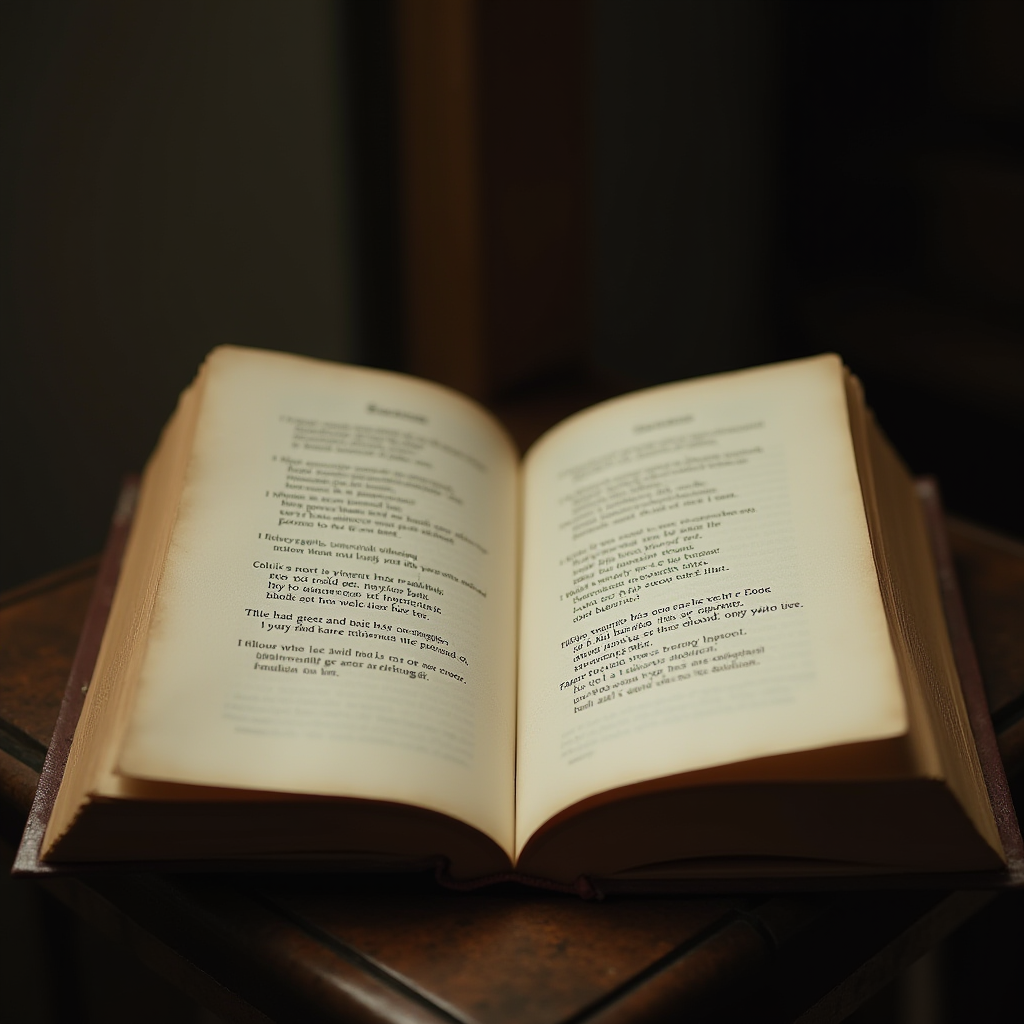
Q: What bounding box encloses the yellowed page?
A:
[117,347,519,857]
[515,355,907,854]
[44,381,204,854]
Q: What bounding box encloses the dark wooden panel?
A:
[259,879,742,1024]
[948,518,1024,772]
[395,0,588,401]
[396,0,485,399]
[948,518,1024,719]
[0,559,96,750]
[0,557,96,831]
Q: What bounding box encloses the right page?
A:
[515,355,908,854]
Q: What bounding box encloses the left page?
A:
[114,347,520,857]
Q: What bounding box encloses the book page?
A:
[117,347,519,856]
[515,355,907,853]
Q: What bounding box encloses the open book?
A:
[27,348,1014,889]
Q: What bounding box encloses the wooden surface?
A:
[1,522,1022,1023]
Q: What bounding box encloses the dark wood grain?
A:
[0,558,96,756]
[1,519,1022,1023]
[948,519,1024,772]
[257,879,742,1024]
[0,559,96,839]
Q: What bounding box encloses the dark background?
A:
[1,0,1021,594]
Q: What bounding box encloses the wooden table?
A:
[2,519,1022,1024]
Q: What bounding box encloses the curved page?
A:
[515,355,906,854]
[118,348,519,857]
